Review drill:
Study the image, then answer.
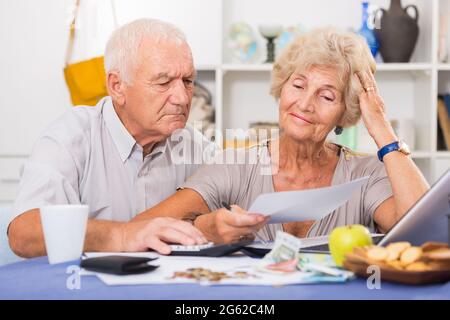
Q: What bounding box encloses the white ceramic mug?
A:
[40,205,89,264]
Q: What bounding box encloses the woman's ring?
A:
[365,86,376,92]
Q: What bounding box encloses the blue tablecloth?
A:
[0,257,449,300]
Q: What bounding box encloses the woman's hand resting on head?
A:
[355,70,399,148]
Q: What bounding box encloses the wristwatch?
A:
[377,140,411,162]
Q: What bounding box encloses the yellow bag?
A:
[64,0,114,106]
[64,56,107,106]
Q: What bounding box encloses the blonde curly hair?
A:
[270,27,376,128]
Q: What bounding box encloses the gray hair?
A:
[270,27,376,128]
[104,18,187,84]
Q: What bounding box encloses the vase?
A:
[374,0,419,62]
[259,24,283,63]
[358,1,379,58]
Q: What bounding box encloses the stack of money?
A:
[258,231,355,281]
[263,231,302,263]
[258,231,302,274]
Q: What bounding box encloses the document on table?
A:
[249,176,370,223]
[82,252,352,286]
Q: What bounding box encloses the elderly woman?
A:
[133,28,429,244]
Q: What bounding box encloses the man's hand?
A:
[195,205,269,244]
[120,217,208,254]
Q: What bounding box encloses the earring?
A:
[334,126,343,135]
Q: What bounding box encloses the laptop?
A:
[242,169,450,256]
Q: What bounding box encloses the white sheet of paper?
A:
[82,252,326,286]
[248,176,370,223]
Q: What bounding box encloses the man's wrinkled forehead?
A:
[137,37,194,77]
[150,70,196,82]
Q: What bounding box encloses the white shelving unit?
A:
[1,0,449,203]
[437,64,450,70]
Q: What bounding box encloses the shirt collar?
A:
[102,97,137,162]
[148,138,168,157]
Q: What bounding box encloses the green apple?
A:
[329,224,373,267]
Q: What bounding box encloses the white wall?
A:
[0,0,73,155]
[0,0,222,156]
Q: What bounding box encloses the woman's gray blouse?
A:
[180,141,393,241]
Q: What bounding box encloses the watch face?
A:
[399,140,411,154]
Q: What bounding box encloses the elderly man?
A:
[8,18,213,257]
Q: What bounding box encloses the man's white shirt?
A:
[12,97,215,224]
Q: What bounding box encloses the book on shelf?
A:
[437,97,450,150]
[442,95,450,116]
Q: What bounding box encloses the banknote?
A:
[258,231,302,273]
[258,231,354,280]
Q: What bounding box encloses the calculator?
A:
[168,239,254,257]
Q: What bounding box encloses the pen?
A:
[221,201,268,245]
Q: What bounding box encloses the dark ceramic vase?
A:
[374,0,419,62]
